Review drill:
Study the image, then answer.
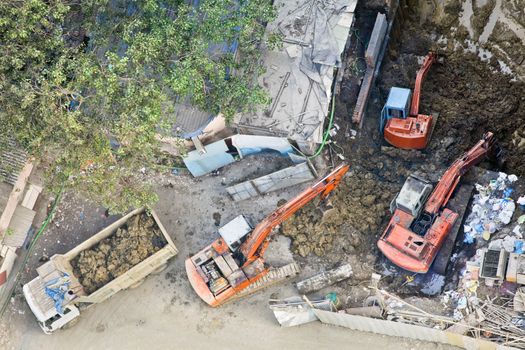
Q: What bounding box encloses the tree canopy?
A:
[0,0,275,212]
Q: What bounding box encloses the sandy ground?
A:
[0,155,456,350]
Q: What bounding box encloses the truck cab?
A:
[23,276,81,334]
[390,174,433,218]
[380,87,411,133]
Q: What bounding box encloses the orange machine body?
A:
[186,164,350,307]
[384,114,433,150]
[381,52,437,150]
[378,132,497,273]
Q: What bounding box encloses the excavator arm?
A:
[409,51,437,117]
[424,132,497,215]
[239,163,350,264]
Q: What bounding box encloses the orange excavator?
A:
[186,163,349,307]
[378,132,498,273]
[380,51,437,149]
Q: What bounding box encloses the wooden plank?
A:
[365,14,388,67]
[2,205,35,247]
[21,183,42,210]
[0,161,33,242]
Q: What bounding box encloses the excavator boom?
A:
[424,132,496,215]
[409,52,437,117]
[240,164,349,262]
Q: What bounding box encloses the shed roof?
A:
[234,0,358,145]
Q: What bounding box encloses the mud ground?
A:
[2,0,525,348]
[0,154,456,350]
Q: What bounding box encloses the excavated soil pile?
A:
[71,213,167,294]
[281,170,397,258]
[379,50,525,175]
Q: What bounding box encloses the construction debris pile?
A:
[383,289,525,348]
[71,214,167,294]
[463,172,517,243]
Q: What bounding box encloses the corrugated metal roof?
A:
[226,162,314,201]
[171,103,214,139]
[312,309,513,350]
[2,205,35,247]
[0,139,28,186]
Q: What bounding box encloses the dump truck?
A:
[23,207,177,334]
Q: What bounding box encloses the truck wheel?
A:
[129,278,145,289]
[61,316,80,330]
[152,263,168,275]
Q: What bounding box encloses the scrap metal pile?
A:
[71,214,167,294]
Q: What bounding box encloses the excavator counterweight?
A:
[378,132,497,273]
[186,164,349,307]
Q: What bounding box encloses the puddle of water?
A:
[475,0,489,7]
[479,0,501,43]
[416,272,446,296]
[498,59,513,75]
[459,0,475,38]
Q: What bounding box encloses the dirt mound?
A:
[71,213,167,294]
[281,170,397,258]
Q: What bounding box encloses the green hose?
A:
[309,91,336,159]
[28,187,63,251]
[0,186,64,317]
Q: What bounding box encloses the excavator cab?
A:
[390,174,433,217]
[380,87,411,134]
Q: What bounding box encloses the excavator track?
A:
[426,112,440,147]
[227,262,301,304]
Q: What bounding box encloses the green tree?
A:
[0,0,276,212]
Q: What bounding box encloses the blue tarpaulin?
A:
[183,135,301,177]
[44,272,71,315]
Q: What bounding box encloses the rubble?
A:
[463,173,517,243]
[71,214,167,294]
[281,170,395,258]
[296,264,352,294]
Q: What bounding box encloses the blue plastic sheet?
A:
[44,273,71,315]
[516,240,524,254]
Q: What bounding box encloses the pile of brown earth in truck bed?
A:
[71,213,167,294]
